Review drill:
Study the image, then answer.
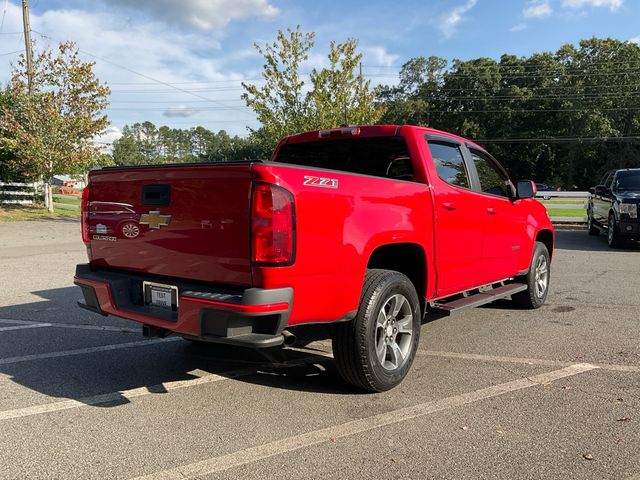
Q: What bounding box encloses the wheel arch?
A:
[535,229,554,259]
[366,242,427,312]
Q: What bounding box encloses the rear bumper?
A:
[74,264,292,348]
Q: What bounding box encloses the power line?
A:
[0,49,24,57]
[476,136,640,143]
[425,107,640,114]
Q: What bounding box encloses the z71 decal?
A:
[303,175,339,189]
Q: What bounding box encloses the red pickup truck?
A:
[75,125,554,391]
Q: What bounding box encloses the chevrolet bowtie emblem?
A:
[139,210,172,230]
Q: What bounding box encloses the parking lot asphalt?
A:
[0,220,638,479]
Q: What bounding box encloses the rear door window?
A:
[427,141,471,189]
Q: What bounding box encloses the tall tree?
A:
[241,27,315,154]
[308,39,384,127]
[378,37,640,189]
[242,26,384,154]
[0,41,110,211]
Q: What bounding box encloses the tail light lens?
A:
[81,186,90,244]
[251,183,295,265]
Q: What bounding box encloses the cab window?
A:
[427,141,471,189]
[470,150,510,198]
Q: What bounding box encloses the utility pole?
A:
[21,0,34,95]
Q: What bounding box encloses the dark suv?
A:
[587,168,640,247]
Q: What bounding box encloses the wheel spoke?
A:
[376,309,387,329]
[391,294,405,317]
[397,315,413,334]
[388,342,405,369]
[375,335,387,364]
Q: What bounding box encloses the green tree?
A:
[0,41,110,211]
[111,122,261,164]
[0,90,20,182]
[308,39,384,127]
[378,37,640,189]
[242,26,384,154]
[112,127,144,165]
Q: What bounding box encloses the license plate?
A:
[143,282,179,310]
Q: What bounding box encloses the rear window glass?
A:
[274,137,414,180]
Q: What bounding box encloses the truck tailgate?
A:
[87,164,253,287]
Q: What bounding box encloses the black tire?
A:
[331,269,421,392]
[512,241,550,309]
[587,211,600,236]
[607,213,624,248]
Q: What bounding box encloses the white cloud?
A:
[363,46,399,68]
[523,0,552,18]
[630,35,640,44]
[438,0,478,39]
[561,0,623,11]
[94,126,123,151]
[107,0,279,30]
[510,23,528,32]
[163,105,198,117]
[0,2,259,136]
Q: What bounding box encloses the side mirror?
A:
[516,180,536,199]
[594,185,609,195]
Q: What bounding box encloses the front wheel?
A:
[607,214,624,248]
[332,269,421,392]
[587,211,600,236]
[512,241,550,309]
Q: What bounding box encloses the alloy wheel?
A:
[374,293,413,371]
[534,255,549,298]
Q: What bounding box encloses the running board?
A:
[430,283,528,315]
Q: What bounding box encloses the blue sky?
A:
[1,0,639,143]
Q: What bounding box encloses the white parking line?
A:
[0,337,180,366]
[0,357,329,421]
[420,350,640,373]
[130,363,598,480]
[0,318,139,333]
[0,324,51,332]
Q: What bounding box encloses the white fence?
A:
[536,191,589,224]
[0,182,44,206]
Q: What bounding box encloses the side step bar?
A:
[430,283,528,316]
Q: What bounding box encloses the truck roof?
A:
[280,124,487,153]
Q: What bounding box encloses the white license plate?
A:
[143,282,178,310]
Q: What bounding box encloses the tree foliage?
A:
[242,26,384,153]
[378,37,640,189]
[0,41,110,210]
[111,122,261,165]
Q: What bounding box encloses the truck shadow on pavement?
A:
[554,230,640,252]
[0,287,364,408]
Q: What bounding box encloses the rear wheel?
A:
[607,214,624,248]
[332,269,421,392]
[512,241,550,309]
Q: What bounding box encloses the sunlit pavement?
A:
[0,221,638,480]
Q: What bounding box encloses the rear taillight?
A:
[251,183,295,265]
[81,186,90,244]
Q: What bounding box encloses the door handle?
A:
[486,207,497,215]
[442,202,456,211]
